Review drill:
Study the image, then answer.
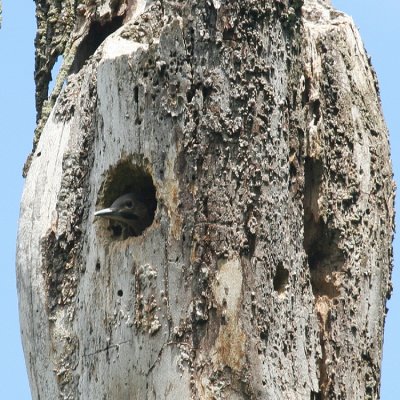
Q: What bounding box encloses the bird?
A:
[94,193,152,237]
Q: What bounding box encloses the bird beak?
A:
[94,208,116,218]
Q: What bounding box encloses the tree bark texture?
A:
[17,0,394,399]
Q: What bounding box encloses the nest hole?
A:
[71,16,124,73]
[303,157,344,298]
[96,160,157,239]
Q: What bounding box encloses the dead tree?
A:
[17,0,394,399]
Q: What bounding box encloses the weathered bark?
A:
[17,0,394,399]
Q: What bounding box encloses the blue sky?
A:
[0,1,398,398]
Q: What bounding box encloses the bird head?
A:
[94,193,149,228]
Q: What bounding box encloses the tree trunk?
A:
[17,0,394,399]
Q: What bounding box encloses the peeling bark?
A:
[17,0,394,399]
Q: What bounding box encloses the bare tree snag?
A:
[17,0,394,399]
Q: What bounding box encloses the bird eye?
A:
[125,200,133,208]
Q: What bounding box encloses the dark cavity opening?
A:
[310,391,322,400]
[273,262,289,294]
[71,16,124,73]
[303,157,344,298]
[96,160,157,240]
